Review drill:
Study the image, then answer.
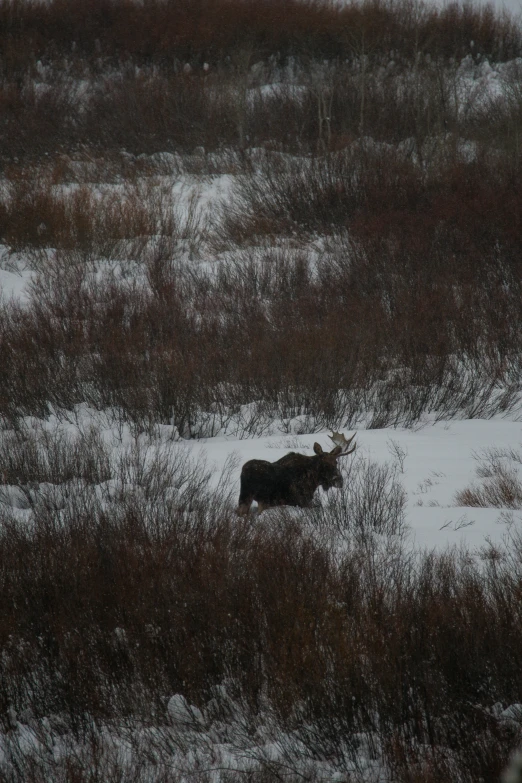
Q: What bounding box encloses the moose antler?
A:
[329,431,357,456]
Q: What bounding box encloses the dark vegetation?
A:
[0,150,521,435]
[0,429,521,781]
[0,0,521,160]
[2,0,520,70]
[1,0,522,780]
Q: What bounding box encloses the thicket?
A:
[0,427,521,781]
[1,0,522,160]
[0,145,521,434]
[1,0,520,70]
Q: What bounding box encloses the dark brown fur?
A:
[237,442,345,515]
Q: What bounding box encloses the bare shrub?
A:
[84,70,228,154]
[0,0,521,165]
[2,202,522,431]
[456,447,522,509]
[1,0,519,75]
[0,77,79,163]
[0,421,110,487]
[0,419,216,518]
[310,453,407,539]
[218,145,422,242]
[0,173,178,260]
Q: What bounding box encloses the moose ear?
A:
[330,445,342,457]
[313,443,323,455]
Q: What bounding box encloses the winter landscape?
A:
[1,0,522,780]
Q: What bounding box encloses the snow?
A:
[12,406,522,553]
[167,694,205,729]
[175,417,521,552]
[2,405,519,554]
[0,264,35,304]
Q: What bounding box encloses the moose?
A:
[236,432,356,515]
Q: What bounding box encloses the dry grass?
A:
[456,448,522,509]
[0,173,181,259]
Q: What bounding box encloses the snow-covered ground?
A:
[2,400,521,555]
[187,416,522,552]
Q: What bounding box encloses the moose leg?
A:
[236,492,254,516]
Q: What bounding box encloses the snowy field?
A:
[1,135,522,778]
[196,416,522,552]
[2,189,522,557]
[2,9,522,775]
[2,405,522,551]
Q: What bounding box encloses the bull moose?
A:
[236,432,356,515]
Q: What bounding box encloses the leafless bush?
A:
[0,0,521,165]
[310,453,407,540]
[1,2,522,780]
[1,207,522,430]
[0,77,79,163]
[0,173,181,261]
[218,146,405,242]
[456,447,522,509]
[1,0,520,79]
[0,421,110,488]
